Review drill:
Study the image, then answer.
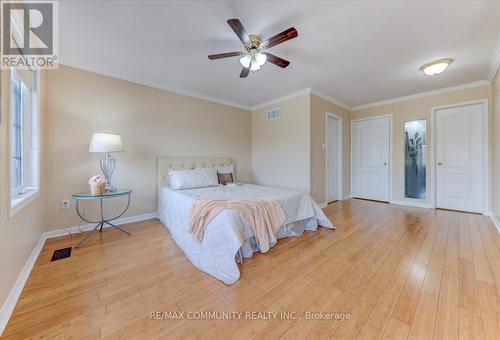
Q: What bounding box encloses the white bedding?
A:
[158,183,333,284]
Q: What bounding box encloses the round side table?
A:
[72,189,132,248]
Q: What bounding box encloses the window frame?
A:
[10,68,40,215]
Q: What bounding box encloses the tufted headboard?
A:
[156,156,232,190]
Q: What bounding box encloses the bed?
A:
[156,157,334,284]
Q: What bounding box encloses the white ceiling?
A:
[59,1,500,109]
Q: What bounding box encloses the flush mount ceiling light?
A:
[420,58,453,76]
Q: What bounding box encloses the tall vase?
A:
[100,152,116,191]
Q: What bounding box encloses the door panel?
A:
[436,104,483,213]
[360,125,383,166]
[352,117,390,201]
[327,117,338,202]
[443,112,470,167]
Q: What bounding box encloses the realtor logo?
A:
[1,0,58,69]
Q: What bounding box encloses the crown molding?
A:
[310,88,351,111]
[250,88,312,111]
[156,84,252,111]
[64,63,351,112]
[250,87,352,111]
[60,63,252,111]
[488,35,500,82]
[351,80,491,111]
[62,63,496,114]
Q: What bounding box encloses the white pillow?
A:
[168,168,219,190]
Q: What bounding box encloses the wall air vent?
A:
[267,108,280,121]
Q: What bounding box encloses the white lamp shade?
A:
[89,133,123,153]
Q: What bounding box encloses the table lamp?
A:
[89,133,123,191]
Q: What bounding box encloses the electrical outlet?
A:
[61,200,70,209]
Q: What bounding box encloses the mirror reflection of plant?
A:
[405,131,423,174]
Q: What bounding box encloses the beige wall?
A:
[352,85,492,205]
[310,95,351,204]
[43,65,252,231]
[0,71,46,308]
[492,68,500,219]
[252,94,310,192]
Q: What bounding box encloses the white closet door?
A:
[435,103,483,213]
[327,116,339,202]
[352,116,390,201]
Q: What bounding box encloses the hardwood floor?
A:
[3,199,500,339]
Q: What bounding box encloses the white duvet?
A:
[158,183,333,284]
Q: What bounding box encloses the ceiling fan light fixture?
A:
[239,54,251,68]
[256,52,267,66]
[208,19,297,77]
[420,58,453,76]
[250,60,261,71]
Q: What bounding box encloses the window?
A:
[404,120,426,199]
[11,72,23,191]
[10,69,39,211]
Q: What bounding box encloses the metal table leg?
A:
[105,221,131,235]
[74,193,132,248]
[101,193,131,236]
[76,222,103,248]
[99,198,104,232]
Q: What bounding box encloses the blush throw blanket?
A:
[189,198,286,253]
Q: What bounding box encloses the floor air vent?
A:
[51,247,72,261]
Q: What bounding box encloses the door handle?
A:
[437,162,443,166]
[383,162,387,166]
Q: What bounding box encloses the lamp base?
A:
[100,153,116,191]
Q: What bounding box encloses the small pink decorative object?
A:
[88,175,106,195]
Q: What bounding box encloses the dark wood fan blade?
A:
[208,52,242,60]
[227,19,250,44]
[240,67,250,78]
[263,27,298,48]
[264,53,290,68]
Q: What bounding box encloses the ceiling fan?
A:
[208,19,298,78]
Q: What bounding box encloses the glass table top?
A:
[72,189,132,200]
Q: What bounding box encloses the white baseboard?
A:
[390,200,433,209]
[320,197,353,207]
[44,212,158,239]
[0,212,158,336]
[342,195,352,200]
[490,213,500,234]
[0,235,46,336]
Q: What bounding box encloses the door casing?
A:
[350,114,393,202]
[431,99,490,215]
[325,112,343,202]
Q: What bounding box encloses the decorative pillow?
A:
[216,164,234,176]
[217,172,234,185]
[216,164,233,173]
[168,168,219,190]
